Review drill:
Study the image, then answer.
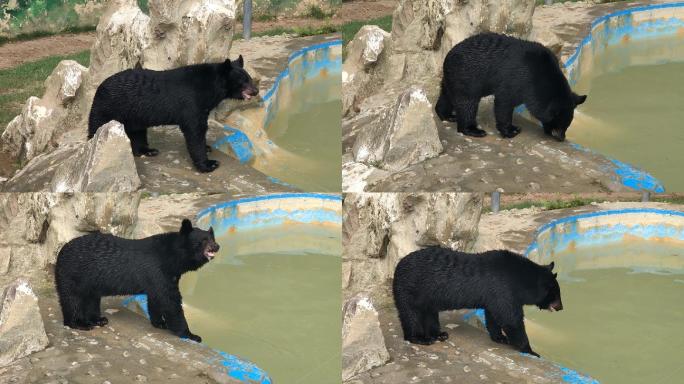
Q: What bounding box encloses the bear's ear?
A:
[209,227,215,237]
[553,272,558,278]
[180,219,193,235]
[546,261,555,271]
[573,93,587,106]
[235,55,244,68]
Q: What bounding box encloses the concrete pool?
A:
[123,193,342,384]
[523,208,684,383]
[561,3,684,192]
[214,40,342,192]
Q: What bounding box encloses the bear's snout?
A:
[203,242,220,260]
[241,85,259,100]
[548,299,563,312]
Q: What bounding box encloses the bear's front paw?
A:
[195,160,219,173]
[184,332,202,343]
[436,331,449,341]
[459,126,487,138]
[499,125,521,138]
[490,333,508,344]
[93,317,109,327]
[407,337,435,346]
[151,320,167,329]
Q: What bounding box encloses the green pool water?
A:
[265,75,342,192]
[179,224,342,384]
[525,241,684,384]
[568,36,684,192]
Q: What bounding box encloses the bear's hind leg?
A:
[396,299,432,344]
[455,99,487,137]
[128,127,159,157]
[493,96,521,139]
[435,86,457,122]
[84,295,108,327]
[425,311,448,342]
[64,295,95,331]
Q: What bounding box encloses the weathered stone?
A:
[343,193,483,295]
[50,121,141,193]
[352,86,443,172]
[342,294,389,381]
[392,0,536,63]
[346,25,391,71]
[43,60,88,106]
[0,279,49,367]
[1,97,57,163]
[529,26,563,56]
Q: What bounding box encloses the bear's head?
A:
[543,93,587,141]
[179,218,220,272]
[221,55,259,101]
[535,261,563,312]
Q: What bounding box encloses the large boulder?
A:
[352,86,443,172]
[343,25,391,116]
[50,121,140,193]
[343,193,483,295]
[342,294,390,381]
[392,0,536,63]
[0,279,49,367]
[0,61,87,166]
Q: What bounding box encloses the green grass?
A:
[0,25,96,47]
[494,198,598,212]
[0,49,90,132]
[341,15,392,45]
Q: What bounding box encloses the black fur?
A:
[87,56,258,172]
[392,247,562,357]
[55,219,220,342]
[436,33,586,141]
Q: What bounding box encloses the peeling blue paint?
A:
[213,125,255,164]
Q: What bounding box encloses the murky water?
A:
[526,241,684,384]
[179,224,342,384]
[568,36,684,192]
[264,76,342,192]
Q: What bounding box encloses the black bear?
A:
[55,219,219,342]
[88,55,259,172]
[392,247,562,357]
[436,33,586,141]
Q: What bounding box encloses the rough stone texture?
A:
[0,279,49,367]
[0,193,140,278]
[352,86,443,172]
[50,121,141,193]
[342,293,390,381]
[1,60,87,166]
[343,193,483,296]
[343,25,391,116]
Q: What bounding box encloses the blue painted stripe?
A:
[196,193,341,221]
[524,208,684,256]
[213,125,255,164]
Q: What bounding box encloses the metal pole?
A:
[243,0,252,40]
[641,191,650,202]
[491,191,501,214]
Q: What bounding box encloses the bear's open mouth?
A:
[203,244,219,260]
[241,90,253,100]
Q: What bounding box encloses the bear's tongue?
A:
[204,250,216,260]
[242,90,252,100]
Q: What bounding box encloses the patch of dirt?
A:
[0,150,18,179]
[0,1,398,70]
[0,32,95,70]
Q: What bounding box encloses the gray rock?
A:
[342,294,390,381]
[0,279,49,367]
[352,86,443,172]
[50,121,141,193]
